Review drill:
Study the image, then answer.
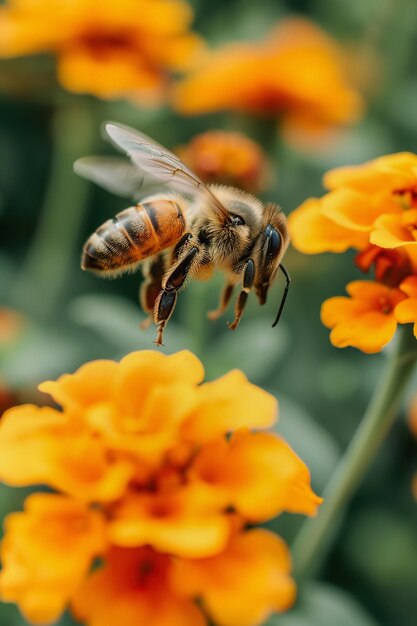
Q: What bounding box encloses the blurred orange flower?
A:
[0,307,24,345]
[173,18,363,137]
[172,528,296,626]
[0,493,106,625]
[0,0,203,100]
[176,130,269,192]
[321,281,405,353]
[72,546,206,626]
[290,152,417,353]
[0,350,322,626]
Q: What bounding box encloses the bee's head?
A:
[209,185,264,235]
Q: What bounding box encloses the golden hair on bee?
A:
[75,122,291,345]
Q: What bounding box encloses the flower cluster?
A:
[0,0,203,101]
[173,18,363,140]
[289,152,417,353]
[0,350,322,626]
[176,130,269,193]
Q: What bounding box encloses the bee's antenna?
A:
[272,264,291,328]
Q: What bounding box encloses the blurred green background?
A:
[1,0,417,625]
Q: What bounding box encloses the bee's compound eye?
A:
[265,226,282,258]
[230,214,245,226]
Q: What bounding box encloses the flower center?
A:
[77,29,135,57]
[378,296,392,315]
[394,184,417,209]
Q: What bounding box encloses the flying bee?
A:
[74,122,291,346]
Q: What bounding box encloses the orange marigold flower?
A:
[172,528,296,626]
[321,281,406,353]
[176,130,269,193]
[290,153,417,255]
[72,546,206,626]
[0,350,322,626]
[290,152,417,353]
[0,493,106,625]
[0,0,203,101]
[173,18,363,134]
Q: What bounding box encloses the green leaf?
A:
[266,582,380,626]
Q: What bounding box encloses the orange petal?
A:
[72,546,206,626]
[182,370,277,442]
[328,311,397,353]
[371,212,417,249]
[321,281,404,353]
[189,431,322,521]
[0,493,106,625]
[321,188,398,232]
[108,488,231,558]
[0,404,134,501]
[288,198,368,254]
[323,152,417,193]
[394,298,417,327]
[399,276,417,298]
[39,359,118,411]
[172,529,296,626]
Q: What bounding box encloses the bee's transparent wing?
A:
[103,122,229,219]
[74,156,163,200]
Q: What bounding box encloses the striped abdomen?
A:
[82,198,186,275]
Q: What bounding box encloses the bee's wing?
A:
[74,156,163,200]
[103,122,229,220]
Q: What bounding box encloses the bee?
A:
[74,122,291,346]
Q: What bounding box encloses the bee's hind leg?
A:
[153,244,199,346]
[228,259,255,330]
[208,282,234,320]
[139,255,166,330]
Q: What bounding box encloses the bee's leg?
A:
[139,254,166,330]
[228,259,255,330]
[154,245,199,346]
[207,283,235,320]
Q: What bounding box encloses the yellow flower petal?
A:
[0,493,106,625]
[321,188,400,232]
[182,370,277,442]
[288,198,368,254]
[324,152,417,193]
[321,281,405,353]
[109,487,231,558]
[172,529,296,626]
[0,404,134,501]
[371,211,417,249]
[72,546,206,626]
[189,431,322,521]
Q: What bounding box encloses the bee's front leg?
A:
[228,259,255,330]
[153,243,200,346]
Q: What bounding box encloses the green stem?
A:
[292,326,417,579]
[11,101,96,318]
